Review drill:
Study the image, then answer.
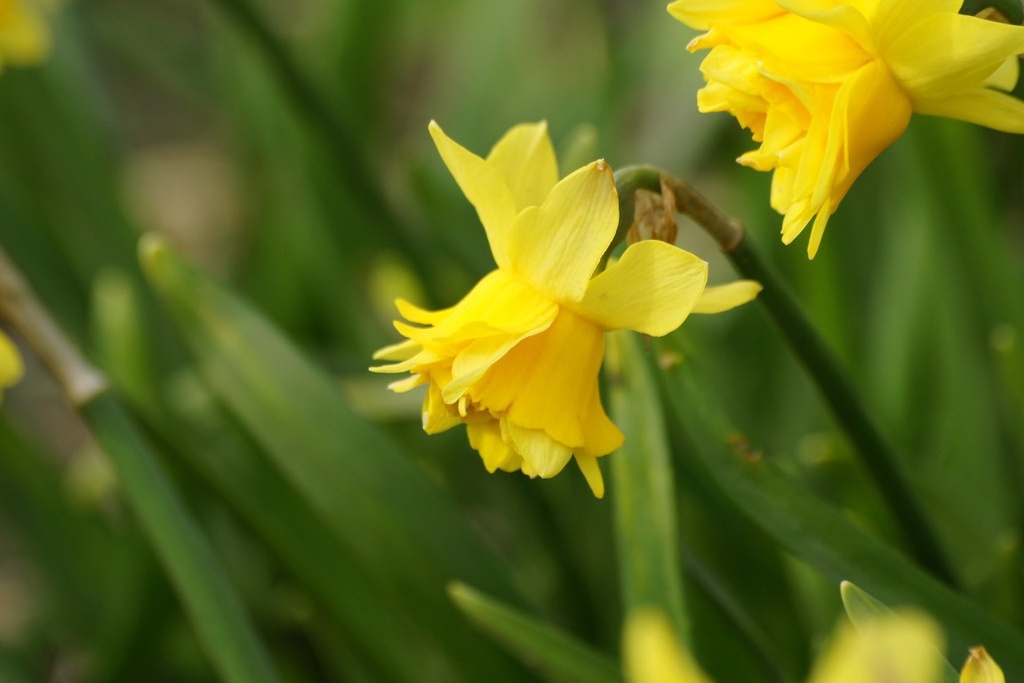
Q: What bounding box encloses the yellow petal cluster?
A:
[624,608,1001,683]
[372,121,757,497]
[0,0,51,68]
[668,0,1024,257]
[0,330,23,401]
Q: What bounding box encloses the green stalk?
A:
[606,331,689,646]
[448,582,623,683]
[612,165,958,588]
[81,395,281,683]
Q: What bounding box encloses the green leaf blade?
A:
[607,331,689,643]
[139,235,527,680]
[449,582,623,683]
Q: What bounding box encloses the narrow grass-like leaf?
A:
[92,267,447,681]
[655,345,1024,674]
[81,394,280,683]
[139,235,527,680]
[606,331,688,643]
[841,582,960,683]
[840,580,893,624]
[448,582,623,683]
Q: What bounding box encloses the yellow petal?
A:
[985,56,1018,92]
[486,122,559,213]
[806,197,832,259]
[369,346,442,374]
[578,386,625,458]
[623,609,712,683]
[429,121,517,269]
[779,59,910,255]
[717,14,870,82]
[692,280,762,314]
[395,298,452,325]
[575,240,708,335]
[397,270,557,348]
[372,338,419,362]
[388,374,427,393]
[807,613,943,683]
[887,14,1024,101]
[422,383,462,434]
[505,421,573,478]
[777,0,875,53]
[507,160,618,304]
[574,454,605,498]
[667,0,783,31]
[0,331,23,395]
[961,646,1005,683]
[868,0,962,47]
[467,419,521,473]
[914,88,1024,134]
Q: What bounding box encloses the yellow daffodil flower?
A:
[624,608,1002,683]
[0,330,23,400]
[0,0,51,68]
[668,0,1024,257]
[372,121,757,497]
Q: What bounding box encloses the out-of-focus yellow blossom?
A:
[668,0,1024,257]
[0,0,51,68]
[624,608,1003,683]
[961,646,1005,683]
[372,121,758,497]
[0,330,23,400]
[624,610,713,683]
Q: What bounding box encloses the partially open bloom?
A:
[0,330,23,401]
[669,0,1024,257]
[372,121,757,497]
[961,646,1005,683]
[624,607,1000,683]
[0,0,51,68]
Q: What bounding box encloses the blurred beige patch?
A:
[0,557,36,646]
[123,142,242,277]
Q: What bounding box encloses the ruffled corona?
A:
[669,0,1024,257]
[372,121,758,497]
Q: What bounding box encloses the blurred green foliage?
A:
[0,0,1022,681]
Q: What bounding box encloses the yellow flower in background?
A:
[961,646,1005,683]
[0,0,51,68]
[372,121,758,498]
[624,610,713,683]
[669,0,1024,257]
[0,330,23,400]
[624,608,1000,683]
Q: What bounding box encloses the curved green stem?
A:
[614,165,959,588]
